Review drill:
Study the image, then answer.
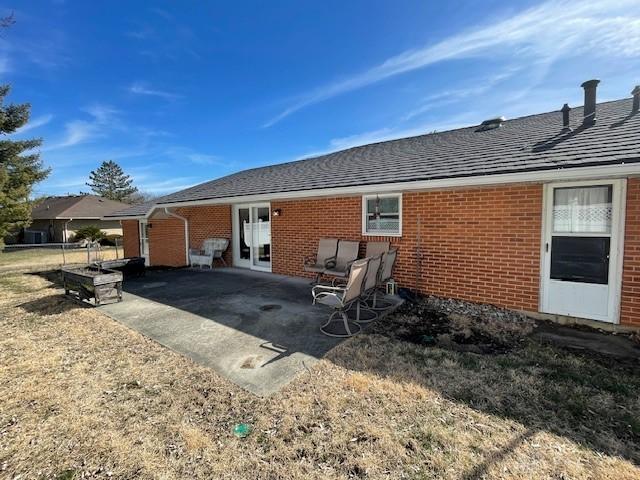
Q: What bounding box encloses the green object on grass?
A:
[233,423,252,438]
[420,334,436,345]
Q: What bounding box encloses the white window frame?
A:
[362,193,402,237]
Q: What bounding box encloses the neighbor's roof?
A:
[107,97,640,218]
[32,195,131,220]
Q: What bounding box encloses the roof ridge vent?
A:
[476,116,506,132]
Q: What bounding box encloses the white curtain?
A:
[553,186,612,233]
[243,220,271,247]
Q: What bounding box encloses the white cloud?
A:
[185,153,222,165]
[44,176,88,189]
[46,104,118,150]
[137,177,197,194]
[57,121,95,148]
[402,69,519,121]
[128,82,182,100]
[264,0,640,127]
[14,113,53,134]
[161,146,227,166]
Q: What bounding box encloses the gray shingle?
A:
[33,195,131,219]
[107,98,640,218]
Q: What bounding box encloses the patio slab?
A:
[98,268,349,396]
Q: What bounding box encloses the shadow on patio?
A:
[98,268,347,396]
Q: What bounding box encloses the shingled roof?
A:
[32,195,130,220]
[107,97,640,218]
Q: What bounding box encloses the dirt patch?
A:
[373,295,536,354]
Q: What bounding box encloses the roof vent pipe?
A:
[561,103,571,131]
[581,79,600,126]
[632,85,640,113]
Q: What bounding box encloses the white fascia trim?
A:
[53,216,103,220]
[135,163,640,217]
[101,215,146,221]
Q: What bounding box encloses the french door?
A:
[139,220,150,265]
[232,203,272,272]
[541,180,626,323]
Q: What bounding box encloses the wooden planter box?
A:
[62,265,123,306]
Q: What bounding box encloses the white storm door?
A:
[139,220,150,265]
[541,180,626,323]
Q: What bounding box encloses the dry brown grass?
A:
[1,264,639,479]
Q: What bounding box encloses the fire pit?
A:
[61,265,123,306]
[95,256,145,278]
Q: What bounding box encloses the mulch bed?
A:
[371,294,536,354]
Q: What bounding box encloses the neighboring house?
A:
[106,80,640,330]
[27,195,129,243]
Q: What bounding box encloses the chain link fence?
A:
[0,238,123,273]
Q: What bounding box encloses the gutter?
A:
[164,207,189,266]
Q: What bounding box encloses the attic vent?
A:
[476,116,505,132]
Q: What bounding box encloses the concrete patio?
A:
[99,268,351,396]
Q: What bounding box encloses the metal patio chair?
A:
[348,253,383,324]
[323,240,360,283]
[365,241,389,258]
[369,248,399,310]
[303,238,339,284]
[312,258,369,337]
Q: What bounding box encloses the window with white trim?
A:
[362,193,402,236]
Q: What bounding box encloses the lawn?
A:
[1,261,639,479]
[0,246,119,273]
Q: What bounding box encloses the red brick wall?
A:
[272,184,543,312]
[122,220,140,258]
[121,178,639,327]
[176,205,233,266]
[148,217,186,267]
[621,178,640,327]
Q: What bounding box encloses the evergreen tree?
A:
[86,160,138,202]
[0,84,50,242]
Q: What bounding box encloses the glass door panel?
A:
[238,207,250,263]
[251,206,271,269]
[139,220,150,263]
[233,204,271,271]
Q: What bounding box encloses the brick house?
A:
[106,81,640,329]
[19,194,128,243]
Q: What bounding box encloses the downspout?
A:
[118,220,123,259]
[164,208,189,266]
[63,218,73,243]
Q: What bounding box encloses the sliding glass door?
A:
[232,203,271,271]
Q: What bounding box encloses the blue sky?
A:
[3,0,640,197]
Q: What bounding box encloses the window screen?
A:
[364,195,401,235]
[550,236,610,284]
